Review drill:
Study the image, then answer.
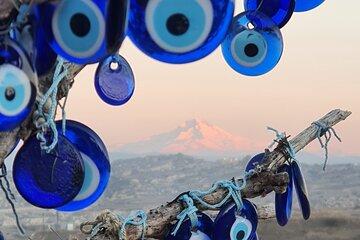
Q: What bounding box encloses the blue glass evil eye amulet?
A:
[128,0,235,63]
[0,38,37,131]
[166,212,213,240]
[37,0,129,64]
[55,120,111,212]
[222,11,283,76]
[275,164,293,226]
[13,134,85,209]
[213,199,258,240]
[95,54,135,106]
[295,0,325,12]
[244,0,295,28]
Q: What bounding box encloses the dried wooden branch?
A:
[85,109,351,240]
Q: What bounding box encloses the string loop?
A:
[171,194,199,236]
[118,210,147,240]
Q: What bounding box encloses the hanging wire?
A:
[312,121,342,170]
[0,164,25,235]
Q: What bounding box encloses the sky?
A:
[62,1,360,157]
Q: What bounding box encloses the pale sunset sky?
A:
[63,1,360,157]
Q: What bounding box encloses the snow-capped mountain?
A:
[113,119,263,159]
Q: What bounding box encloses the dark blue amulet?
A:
[56,120,110,211]
[213,199,258,240]
[221,11,283,76]
[245,152,264,173]
[244,0,295,28]
[13,134,85,209]
[37,0,129,64]
[95,54,135,106]
[127,0,235,63]
[295,0,325,12]
[291,160,310,220]
[0,38,37,131]
[275,164,293,226]
[165,211,213,240]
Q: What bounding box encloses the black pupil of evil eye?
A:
[70,13,91,37]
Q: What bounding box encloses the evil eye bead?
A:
[128,0,235,63]
[56,120,110,211]
[275,164,293,226]
[244,0,295,28]
[13,134,85,209]
[94,54,135,106]
[291,160,310,220]
[38,0,129,64]
[213,199,258,240]
[166,212,213,240]
[0,64,36,131]
[295,0,325,12]
[230,216,252,240]
[222,11,283,76]
[245,153,264,173]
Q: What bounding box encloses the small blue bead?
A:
[222,11,283,76]
[13,134,85,209]
[127,0,235,63]
[213,199,258,240]
[56,120,110,212]
[37,0,129,64]
[244,0,295,28]
[95,55,135,106]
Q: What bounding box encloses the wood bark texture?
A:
[83,109,351,240]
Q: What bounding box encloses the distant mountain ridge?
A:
[113,119,262,159]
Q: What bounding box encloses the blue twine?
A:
[267,127,296,161]
[312,121,342,171]
[189,170,254,213]
[118,210,147,240]
[171,195,199,236]
[36,57,68,153]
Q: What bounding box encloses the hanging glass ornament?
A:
[221,11,283,76]
[37,0,129,64]
[291,160,310,220]
[213,199,258,240]
[166,211,213,240]
[127,0,235,64]
[55,120,111,212]
[94,54,135,106]
[294,0,325,12]
[0,38,37,131]
[245,152,264,173]
[275,164,293,226]
[244,0,295,28]
[275,160,310,226]
[12,134,85,209]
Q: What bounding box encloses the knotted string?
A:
[189,170,254,214]
[171,195,199,236]
[0,164,25,235]
[312,121,342,170]
[35,57,68,153]
[118,210,147,240]
[268,127,296,162]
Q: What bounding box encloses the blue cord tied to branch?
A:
[312,121,342,171]
[189,170,254,214]
[35,57,68,153]
[267,127,296,161]
[118,210,147,240]
[171,194,199,236]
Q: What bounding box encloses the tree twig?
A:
[85,109,351,240]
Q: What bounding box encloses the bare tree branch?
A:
[84,109,351,240]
